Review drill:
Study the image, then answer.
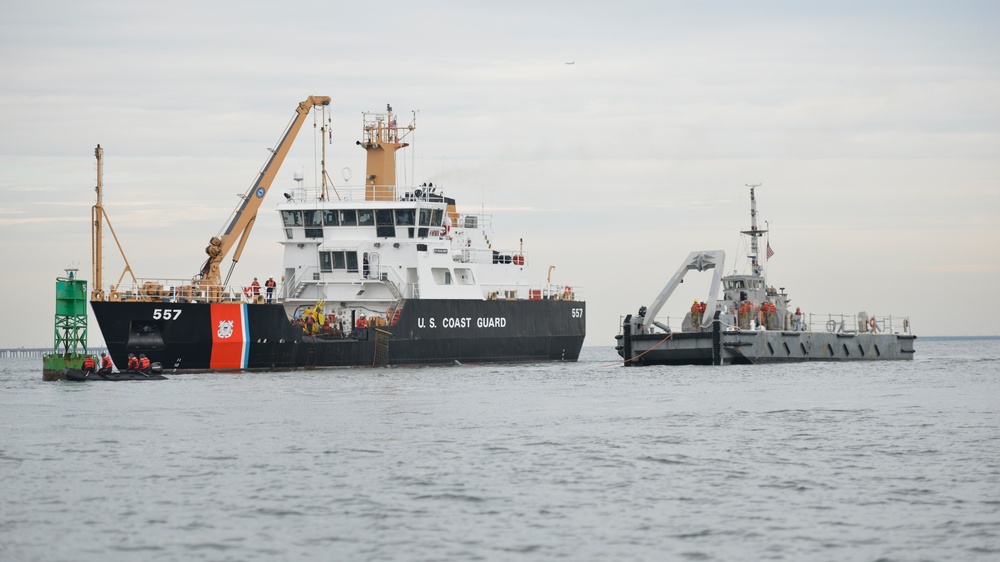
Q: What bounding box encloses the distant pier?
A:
[0,348,107,359]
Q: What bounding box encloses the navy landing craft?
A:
[616,186,915,365]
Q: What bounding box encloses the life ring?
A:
[825,319,837,332]
[92,290,105,302]
[109,291,121,302]
[869,316,877,333]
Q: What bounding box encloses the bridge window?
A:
[376,209,396,238]
[304,210,323,227]
[430,209,443,226]
[358,209,375,226]
[419,208,432,227]
[395,209,415,226]
[281,210,302,227]
[340,210,357,226]
[323,210,339,226]
[305,228,323,239]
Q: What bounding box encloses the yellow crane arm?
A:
[199,96,331,288]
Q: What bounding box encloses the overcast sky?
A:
[1,0,998,348]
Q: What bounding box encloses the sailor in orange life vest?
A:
[354,314,368,337]
[138,353,151,373]
[127,353,140,371]
[250,277,261,298]
[792,307,803,331]
[98,351,114,374]
[690,299,702,329]
[264,276,276,303]
[81,355,96,374]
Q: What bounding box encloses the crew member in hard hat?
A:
[690,299,703,330]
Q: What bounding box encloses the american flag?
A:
[766,242,774,260]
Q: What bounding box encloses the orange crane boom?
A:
[198,96,331,293]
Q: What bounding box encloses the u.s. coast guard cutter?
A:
[616,186,915,365]
[88,97,585,371]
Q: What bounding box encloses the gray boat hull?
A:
[617,329,916,366]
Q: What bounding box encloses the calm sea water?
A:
[2,340,998,561]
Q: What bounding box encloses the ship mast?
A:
[91,145,104,297]
[741,183,767,277]
[360,104,415,201]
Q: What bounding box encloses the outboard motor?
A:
[150,362,164,375]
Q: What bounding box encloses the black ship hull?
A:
[91,299,585,372]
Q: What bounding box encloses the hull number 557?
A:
[571,308,583,318]
[153,309,183,320]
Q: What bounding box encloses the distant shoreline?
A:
[914,336,1000,341]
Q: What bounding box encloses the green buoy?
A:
[42,268,91,380]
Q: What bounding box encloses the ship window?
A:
[395,209,415,226]
[418,228,429,238]
[284,228,293,240]
[417,244,427,252]
[340,210,357,226]
[419,208,432,226]
[303,210,323,227]
[375,210,395,237]
[281,210,302,227]
[305,228,323,239]
[346,252,359,272]
[321,251,351,270]
[358,209,375,226]
[430,209,443,226]
[332,252,346,269]
[323,210,339,226]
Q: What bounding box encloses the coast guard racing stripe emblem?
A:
[210,303,248,369]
